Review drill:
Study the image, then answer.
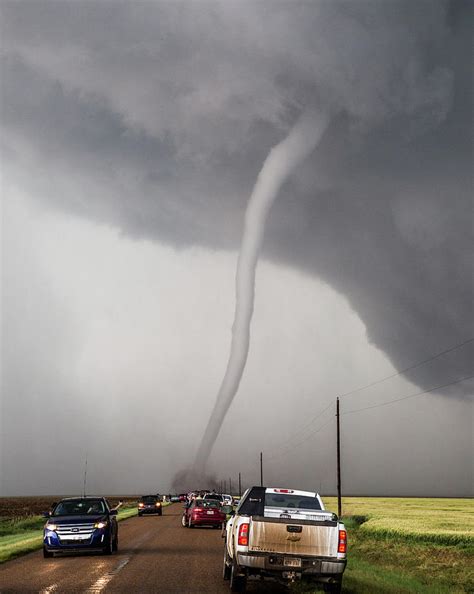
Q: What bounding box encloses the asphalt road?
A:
[0,504,286,593]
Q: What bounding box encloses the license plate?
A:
[284,558,301,568]
[206,511,214,515]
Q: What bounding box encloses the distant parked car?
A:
[43,497,118,557]
[138,495,163,516]
[182,498,226,529]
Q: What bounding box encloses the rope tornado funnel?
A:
[196,108,330,468]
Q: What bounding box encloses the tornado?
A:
[196,109,330,468]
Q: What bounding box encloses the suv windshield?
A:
[141,496,158,504]
[52,499,106,516]
[264,494,321,511]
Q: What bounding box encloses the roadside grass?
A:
[0,502,149,564]
[0,532,44,564]
[319,498,474,594]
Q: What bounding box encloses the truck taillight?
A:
[238,523,250,546]
[338,529,347,554]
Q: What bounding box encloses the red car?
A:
[181,498,225,529]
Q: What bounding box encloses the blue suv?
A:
[43,497,118,557]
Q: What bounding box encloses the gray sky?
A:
[1,0,473,497]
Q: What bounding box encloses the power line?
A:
[339,337,473,400]
[263,373,472,480]
[270,399,333,450]
[261,400,333,461]
[262,337,473,457]
[259,338,473,464]
[266,417,333,462]
[342,374,474,416]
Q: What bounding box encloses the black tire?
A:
[138,512,142,517]
[43,546,53,558]
[158,510,163,516]
[222,547,231,581]
[230,563,246,592]
[323,579,342,593]
[103,535,114,555]
[112,531,118,552]
[181,514,187,527]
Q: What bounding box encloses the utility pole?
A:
[229,478,232,495]
[260,452,264,487]
[336,397,342,518]
[238,472,242,497]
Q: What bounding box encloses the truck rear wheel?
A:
[230,563,247,592]
[222,548,231,581]
[323,579,342,593]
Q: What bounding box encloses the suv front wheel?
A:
[103,535,114,555]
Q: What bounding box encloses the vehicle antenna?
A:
[83,452,88,498]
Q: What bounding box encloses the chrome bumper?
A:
[237,553,346,575]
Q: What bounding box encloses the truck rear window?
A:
[264,494,321,511]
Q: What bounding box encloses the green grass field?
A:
[320,497,474,593]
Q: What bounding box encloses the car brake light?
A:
[338,529,347,554]
[273,489,294,493]
[238,523,250,546]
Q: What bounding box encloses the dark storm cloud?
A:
[1,0,473,399]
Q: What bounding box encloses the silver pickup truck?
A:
[223,486,346,593]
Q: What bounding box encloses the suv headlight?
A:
[94,521,108,529]
[45,523,58,531]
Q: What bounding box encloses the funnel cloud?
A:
[197,110,330,466]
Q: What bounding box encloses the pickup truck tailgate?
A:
[249,517,339,557]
